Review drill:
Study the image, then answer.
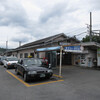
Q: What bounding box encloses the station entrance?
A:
[57,52,72,66]
[46,51,73,67]
[46,51,57,68]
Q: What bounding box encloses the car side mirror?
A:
[48,64,51,69]
[18,60,23,65]
[20,60,23,65]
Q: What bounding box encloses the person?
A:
[43,57,48,66]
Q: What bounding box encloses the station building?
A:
[6,33,100,68]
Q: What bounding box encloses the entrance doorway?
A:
[46,51,57,68]
[57,52,72,66]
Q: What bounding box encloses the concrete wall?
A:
[85,50,96,67]
[74,49,97,67]
[12,49,35,59]
[12,52,18,57]
[39,52,45,58]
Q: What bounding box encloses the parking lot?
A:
[0,65,100,100]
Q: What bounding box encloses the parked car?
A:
[3,57,18,69]
[15,58,53,82]
[0,56,6,65]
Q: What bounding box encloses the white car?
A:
[0,56,6,65]
[3,57,18,69]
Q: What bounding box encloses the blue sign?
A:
[64,45,81,51]
[36,46,61,52]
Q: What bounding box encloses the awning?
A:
[36,46,61,52]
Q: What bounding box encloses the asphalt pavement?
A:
[0,65,100,100]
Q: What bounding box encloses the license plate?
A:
[40,74,45,78]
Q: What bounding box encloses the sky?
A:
[0,0,100,49]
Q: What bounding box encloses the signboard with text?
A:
[64,45,83,52]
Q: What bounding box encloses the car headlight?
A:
[28,71,37,74]
[47,70,53,73]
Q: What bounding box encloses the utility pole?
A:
[6,41,8,55]
[19,41,21,47]
[90,12,92,42]
[6,41,8,50]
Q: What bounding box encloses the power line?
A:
[74,32,87,37]
[64,27,86,35]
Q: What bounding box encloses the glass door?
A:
[46,51,57,68]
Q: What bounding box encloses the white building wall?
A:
[85,50,96,67]
[12,49,35,59]
[74,50,96,67]
[11,52,18,57]
[39,52,45,58]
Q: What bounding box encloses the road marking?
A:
[28,80,64,87]
[53,74,63,78]
[6,70,30,87]
[6,70,64,87]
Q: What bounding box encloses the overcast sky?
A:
[0,0,100,48]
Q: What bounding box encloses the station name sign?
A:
[64,45,83,52]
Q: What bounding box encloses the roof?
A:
[17,33,67,49]
[81,42,100,47]
[63,42,100,48]
[7,33,80,52]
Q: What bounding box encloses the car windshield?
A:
[24,59,42,66]
[1,56,6,60]
[7,57,18,61]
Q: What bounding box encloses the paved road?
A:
[0,65,100,100]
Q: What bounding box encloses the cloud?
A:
[11,33,36,43]
[0,0,28,27]
[0,0,100,49]
[40,1,78,23]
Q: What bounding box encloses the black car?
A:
[15,58,53,82]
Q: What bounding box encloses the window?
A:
[30,53,34,58]
[81,54,85,64]
[37,52,39,58]
[81,54,85,59]
[15,54,17,57]
[20,53,23,58]
[24,53,28,58]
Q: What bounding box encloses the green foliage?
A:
[0,47,6,53]
[82,35,100,43]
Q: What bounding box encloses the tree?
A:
[0,47,6,53]
[82,35,100,43]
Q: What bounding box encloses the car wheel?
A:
[24,73,29,82]
[46,76,51,79]
[4,65,5,68]
[6,65,9,69]
[15,68,19,75]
